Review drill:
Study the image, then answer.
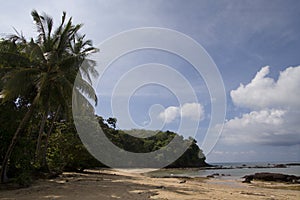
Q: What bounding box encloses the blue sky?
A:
[1,0,300,163]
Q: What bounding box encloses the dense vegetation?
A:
[98,117,208,168]
[0,10,208,186]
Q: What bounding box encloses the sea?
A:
[147,162,300,181]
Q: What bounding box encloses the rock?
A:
[221,173,231,176]
[286,163,300,166]
[207,173,223,178]
[156,185,166,189]
[242,175,253,183]
[242,172,300,183]
[274,164,287,168]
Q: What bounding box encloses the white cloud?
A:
[220,109,300,145]
[159,106,179,123]
[231,66,300,109]
[181,103,205,120]
[221,66,300,146]
[158,103,204,123]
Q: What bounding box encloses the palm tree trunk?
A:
[41,105,61,171]
[0,94,40,183]
[34,110,48,163]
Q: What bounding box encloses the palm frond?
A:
[74,76,97,105]
[45,14,53,39]
[28,41,47,64]
[0,52,31,68]
[31,10,46,44]
[79,59,98,83]
[9,28,27,44]
[1,68,40,102]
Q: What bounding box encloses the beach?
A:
[0,169,299,200]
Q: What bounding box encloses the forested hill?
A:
[1,116,209,181]
[97,116,210,168]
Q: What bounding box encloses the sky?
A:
[1,0,300,163]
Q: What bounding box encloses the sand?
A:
[0,169,299,200]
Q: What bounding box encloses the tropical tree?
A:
[0,10,98,183]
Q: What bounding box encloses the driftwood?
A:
[242,172,300,183]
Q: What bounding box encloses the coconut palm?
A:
[0,10,98,182]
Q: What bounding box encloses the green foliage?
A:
[46,122,103,173]
[0,101,36,175]
[15,171,33,187]
[0,10,98,184]
[0,106,208,184]
[99,117,208,168]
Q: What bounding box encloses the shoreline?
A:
[0,169,299,200]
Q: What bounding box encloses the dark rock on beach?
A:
[206,173,231,178]
[242,172,300,183]
[242,175,254,183]
[273,164,287,168]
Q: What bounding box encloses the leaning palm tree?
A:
[0,10,98,182]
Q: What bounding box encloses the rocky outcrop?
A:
[242,172,300,183]
[206,173,231,178]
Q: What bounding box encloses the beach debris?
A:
[240,191,266,196]
[179,180,186,184]
[156,185,166,189]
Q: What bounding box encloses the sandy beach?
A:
[0,169,299,200]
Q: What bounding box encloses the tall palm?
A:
[0,10,98,182]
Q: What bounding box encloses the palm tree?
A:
[0,10,98,182]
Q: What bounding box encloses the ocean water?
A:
[147,162,300,180]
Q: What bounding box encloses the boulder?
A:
[242,172,300,183]
[242,175,253,183]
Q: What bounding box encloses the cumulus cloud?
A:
[221,109,300,145]
[231,66,300,109]
[158,103,204,123]
[221,66,300,146]
[159,106,179,123]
